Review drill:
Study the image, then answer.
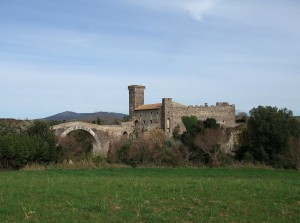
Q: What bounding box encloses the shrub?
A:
[0,120,59,169]
[107,129,189,167]
[235,106,300,167]
[0,134,59,169]
[194,128,228,166]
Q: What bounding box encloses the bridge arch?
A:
[59,125,102,156]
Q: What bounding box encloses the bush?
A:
[107,129,189,167]
[0,120,59,169]
[235,106,300,167]
[178,117,233,166]
[194,128,228,166]
[0,134,59,169]
[57,130,94,162]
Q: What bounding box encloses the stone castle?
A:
[53,85,237,155]
[128,85,236,136]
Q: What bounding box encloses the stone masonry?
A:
[52,121,132,156]
[53,85,237,156]
[129,85,236,136]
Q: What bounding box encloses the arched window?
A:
[122,131,128,139]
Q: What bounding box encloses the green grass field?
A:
[0,168,299,222]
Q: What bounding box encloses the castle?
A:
[128,85,236,135]
[53,85,237,156]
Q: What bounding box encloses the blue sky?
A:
[1,0,300,119]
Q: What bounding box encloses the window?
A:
[122,131,128,139]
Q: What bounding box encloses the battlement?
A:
[129,85,237,135]
[128,85,146,90]
[162,98,172,102]
[187,102,234,108]
[216,102,230,106]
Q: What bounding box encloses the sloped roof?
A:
[135,103,162,111]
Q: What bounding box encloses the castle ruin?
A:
[53,85,237,155]
[128,85,236,136]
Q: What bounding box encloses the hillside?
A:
[43,111,128,124]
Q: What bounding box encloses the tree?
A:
[237,106,300,165]
[0,120,59,169]
[287,137,300,169]
[27,120,56,148]
[181,116,199,134]
[236,112,248,123]
[96,117,102,125]
[107,129,189,167]
[203,118,220,129]
[180,116,226,163]
[181,116,204,142]
[27,120,58,162]
[194,128,227,166]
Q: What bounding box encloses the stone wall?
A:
[130,98,236,136]
[162,98,174,136]
[128,85,145,117]
[52,122,133,156]
[167,101,236,134]
[132,109,162,131]
[222,130,242,154]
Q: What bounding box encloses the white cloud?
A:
[183,0,216,22]
[125,0,300,35]
[125,0,218,22]
[203,0,300,36]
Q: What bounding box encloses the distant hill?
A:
[43,111,128,124]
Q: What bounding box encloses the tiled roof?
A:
[135,103,162,111]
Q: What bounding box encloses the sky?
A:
[1,0,300,119]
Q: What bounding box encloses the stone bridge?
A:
[52,121,133,156]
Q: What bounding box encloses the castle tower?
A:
[128,85,145,118]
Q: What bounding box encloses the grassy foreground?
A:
[0,168,299,222]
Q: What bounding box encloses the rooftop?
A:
[135,103,162,111]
